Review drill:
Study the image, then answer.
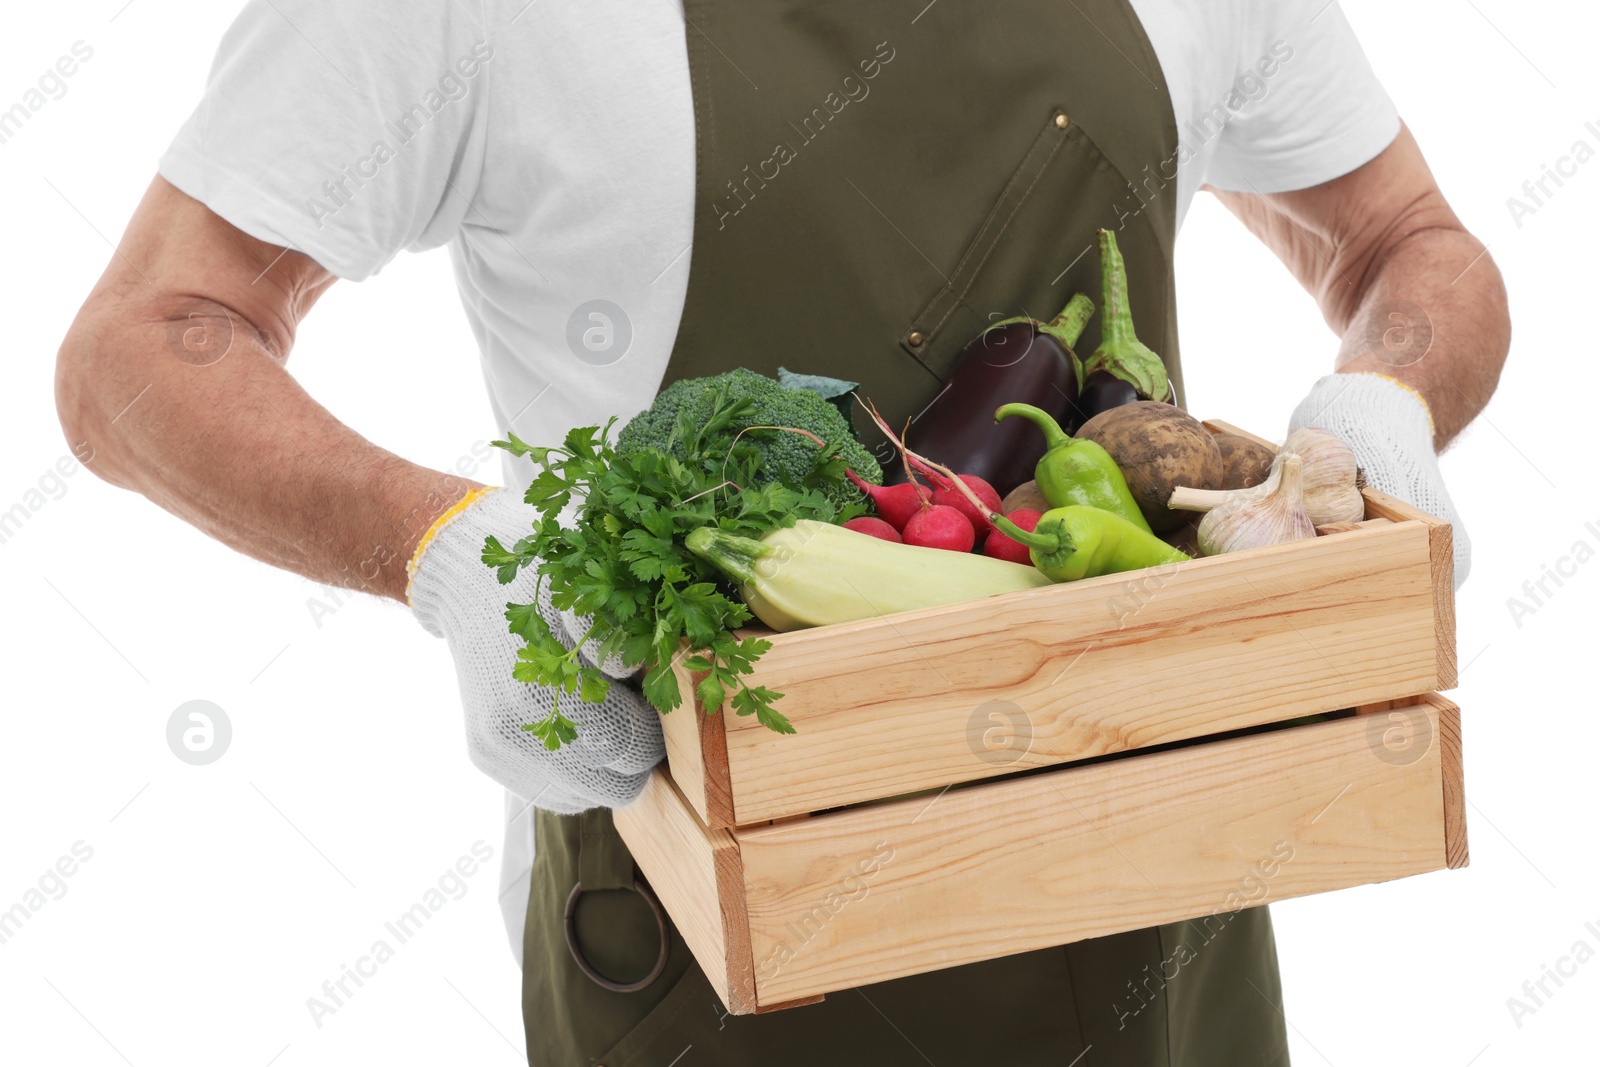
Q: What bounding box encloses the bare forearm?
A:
[1334,229,1509,449]
[1213,126,1510,451]
[59,316,474,601]
[56,177,479,603]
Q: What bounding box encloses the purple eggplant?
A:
[1072,229,1173,423]
[896,294,1094,497]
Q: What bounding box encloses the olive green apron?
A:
[524,3,1288,1063]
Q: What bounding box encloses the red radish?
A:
[902,504,976,552]
[908,458,1002,536]
[842,516,902,543]
[933,476,1002,537]
[847,469,931,531]
[982,508,1043,565]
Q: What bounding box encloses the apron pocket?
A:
[591,961,721,1067]
[898,109,1159,381]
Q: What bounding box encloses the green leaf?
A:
[606,590,640,621]
[731,684,793,734]
[619,629,656,669]
[670,583,730,648]
[777,367,859,400]
[482,535,533,585]
[491,431,543,458]
[718,635,772,674]
[579,670,611,704]
[484,397,802,750]
[563,423,602,461]
[696,672,727,712]
[524,469,573,510]
[834,498,869,523]
[504,601,546,642]
[512,640,571,687]
[803,437,848,490]
[641,662,684,713]
[618,528,679,582]
[522,710,580,751]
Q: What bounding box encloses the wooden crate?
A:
[661,421,1456,830]
[616,420,1465,1014]
[618,692,1467,1014]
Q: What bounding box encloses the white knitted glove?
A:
[1288,372,1470,590]
[408,488,665,814]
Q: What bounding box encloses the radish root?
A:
[857,396,1000,524]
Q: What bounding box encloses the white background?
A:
[1,2,1595,1065]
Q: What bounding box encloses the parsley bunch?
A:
[483,385,852,750]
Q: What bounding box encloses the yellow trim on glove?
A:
[405,486,494,603]
[1367,372,1435,435]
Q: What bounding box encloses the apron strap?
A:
[563,807,671,994]
[577,806,635,891]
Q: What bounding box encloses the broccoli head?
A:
[616,369,881,514]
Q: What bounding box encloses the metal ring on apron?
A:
[562,877,670,993]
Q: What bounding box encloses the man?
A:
[57,0,1507,1062]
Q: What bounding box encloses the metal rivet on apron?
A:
[1054,111,1070,129]
[907,331,925,347]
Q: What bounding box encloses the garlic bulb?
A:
[1168,428,1364,526]
[1197,453,1317,556]
[1280,428,1364,524]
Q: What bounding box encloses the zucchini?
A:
[684,520,1053,632]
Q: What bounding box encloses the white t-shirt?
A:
[160,0,1399,961]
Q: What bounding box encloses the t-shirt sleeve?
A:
[1203,0,1400,194]
[158,0,493,281]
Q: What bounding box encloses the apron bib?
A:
[524,3,1287,1063]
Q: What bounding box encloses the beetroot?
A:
[842,516,903,543]
[982,509,1043,565]
[902,504,976,553]
[847,469,931,531]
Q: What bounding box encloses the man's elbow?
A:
[55,303,134,490]
[1458,235,1512,367]
[1477,248,1512,403]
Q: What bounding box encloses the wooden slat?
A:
[735,699,1453,1006]
[1206,418,1457,692]
[1360,485,1440,525]
[613,770,757,1014]
[659,662,708,819]
[755,993,826,1013]
[661,658,735,827]
[1363,488,1458,690]
[1314,518,1392,536]
[1202,418,1278,451]
[1427,693,1469,869]
[714,519,1437,825]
